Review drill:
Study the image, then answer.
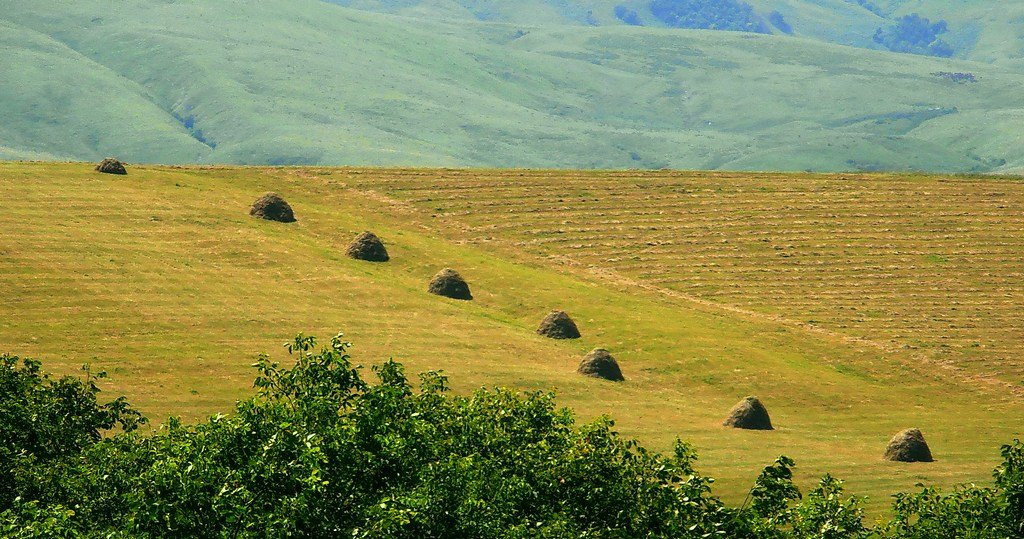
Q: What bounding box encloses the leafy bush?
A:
[932,71,978,84]
[614,5,642,26]
[882,441,1023,539]
[873,13,954,57]
[1,334,1022,537]
[649,0,770,33]
[851,0,884,17]
[768,11,793,35]
[0,354,144,510]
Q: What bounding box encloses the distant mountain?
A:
[328,0,1024,64]
[1,0,1022,172]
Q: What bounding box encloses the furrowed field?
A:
[1,162,1021,516]
[355,169,1024,389]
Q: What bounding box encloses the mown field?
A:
[1,162,1021,516]
[353,169,1024,389]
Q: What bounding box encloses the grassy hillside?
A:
[1,162,1021,515]
[886,1,1024,65]
[1,0,1023,172]
[0,20,210,164]
[334,0,1024,63]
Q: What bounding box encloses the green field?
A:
[2,161,1021,516]
[2,0,1023,172]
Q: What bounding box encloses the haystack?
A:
[537,311,581,339]
[723,396,773,430]
[95,158,127,175]
[346,231,389,262]
[884,428,933,462]
[428,268,472,300]
[577,348,624,381]
[250,192,296,223]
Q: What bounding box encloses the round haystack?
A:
[577,348,624,381]
[346,231,389,262]
[884,428,934,462]
[537,310,581,339]
[428,268,472,300]
[249,192,296,223]
[723,396,773,430]
[95,158,127,175]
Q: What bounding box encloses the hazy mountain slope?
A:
[1,0,1022,171]
[0,20,211,163]
[333,0,1024,63]
[0,146,64,162]
[4,1,669,167]
[889,1,1024,65]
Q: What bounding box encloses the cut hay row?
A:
[352,169,1024,388]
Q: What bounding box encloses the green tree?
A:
[0,354,144,510]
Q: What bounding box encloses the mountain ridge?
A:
[1,0,1021,172]
[328,0,1024,65]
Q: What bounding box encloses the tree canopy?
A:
[873,14,955,57]
[649,0,770,33]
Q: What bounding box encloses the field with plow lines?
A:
[352,169,1024,392]
[2,162,1022,515]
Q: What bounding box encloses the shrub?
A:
[768,11,792,34]
[0,354,144,510]
[614,5,642,26]
[873,13,955,57]
[649,0,770,33]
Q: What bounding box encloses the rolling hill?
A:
[1,161,1021,514]
[332,0,1024,64]
[1,0,1023,172]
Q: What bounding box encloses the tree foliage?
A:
[0,354,145,510]
[1,334,1022,537]
[614,5,642,26]
[768,11,793,35]
[649,0,770,33]
[873,13,954,57]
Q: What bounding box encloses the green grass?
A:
[2,162,1021,517]
[1,0,1023,172]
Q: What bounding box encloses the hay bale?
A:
[537,310,581,339]
[577,348,624,381]
[723,396,773,430]
[346,231,389,262]
[250,192,296,223]
[428,268,472,300]
[884,428,934,462]
[95,158,127,175]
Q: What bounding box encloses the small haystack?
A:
[723,396,773,430]
[250,192,296,223]
[884,428,934,462]
[95,158,127,175]
[537,310,581,339]
[346,231,389,262]
[428,268,472,300]
[577,348,624,381]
